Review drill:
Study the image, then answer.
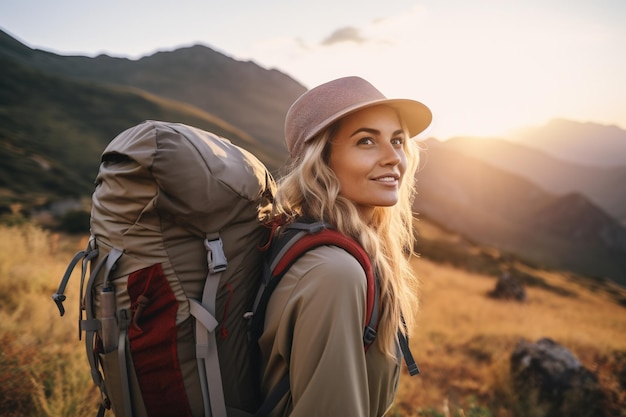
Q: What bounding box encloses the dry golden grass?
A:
[0,225,98,417]
[1,223,624,416]
[394,255,626,416]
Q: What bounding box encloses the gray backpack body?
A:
[54,120,275,417]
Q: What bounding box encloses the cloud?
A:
[295,37,310,51]
[321,26,367,46]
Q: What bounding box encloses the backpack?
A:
[52,120,414,417]
[53,120,273,417]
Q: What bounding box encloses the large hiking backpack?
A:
[53,120,275,417]
[53,120,417,417]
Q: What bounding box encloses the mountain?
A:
[0,28,306,151]
[415,139,626,283]
[530,192,626,251]
[1,28,624,283]
[0,56,275,208]
[444,136,626,223]
[509,118,626,167]
[0,27,304,211]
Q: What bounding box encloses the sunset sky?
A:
[1,0,624,139]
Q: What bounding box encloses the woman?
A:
[258,76,432,417]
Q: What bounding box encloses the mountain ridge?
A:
[1,28,624,283]
[416,139,626,282]
[444,136,626,223]
[0,54,279,207]
[0,29,306,150]
[509,118,626,167]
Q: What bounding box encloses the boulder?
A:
[510,338,610,417]
[490,271,526,301]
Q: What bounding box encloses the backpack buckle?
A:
[363,326,377,345]
[205,236,228,274]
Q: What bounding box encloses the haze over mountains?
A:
[443,135,626,222]
[414,139,626,282]
[1,28,624,284]
[510,118,626,167]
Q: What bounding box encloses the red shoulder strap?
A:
[272,229,376,335]
[251,228,385,416]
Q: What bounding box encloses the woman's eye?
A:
[357,137,375,145]
[391,137,405,146]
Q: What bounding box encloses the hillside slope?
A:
[415,140,626,283]
[0,57,278,210]
[1,225,625,416]
[445,136,626,223]
[509,118,626,167]
[0,28,306,150]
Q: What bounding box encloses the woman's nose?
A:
[380,142,402,166]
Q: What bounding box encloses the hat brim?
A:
[303,98,432,144]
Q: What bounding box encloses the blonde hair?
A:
[272,114,420,356]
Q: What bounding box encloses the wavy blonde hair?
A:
[272,111,420,356]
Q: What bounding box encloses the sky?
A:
[1,0,625,139]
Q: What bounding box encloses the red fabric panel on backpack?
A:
[127,263,192,417]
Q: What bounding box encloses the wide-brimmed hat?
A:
[285,76,432,158]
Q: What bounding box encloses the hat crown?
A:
[284,76,432,158]
[285,77,385,156]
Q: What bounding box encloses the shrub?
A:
[55,210,90,234]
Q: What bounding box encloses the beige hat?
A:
[285,76,432,158]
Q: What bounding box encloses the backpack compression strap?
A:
[189,233,228,417]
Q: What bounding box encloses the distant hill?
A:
[415,139,626,283]
[444,136,626,223]
[0,27,301,211]
[0,28,306,150]
[1,28,624,284]
[0,56,277,210]
[509,118,626,167]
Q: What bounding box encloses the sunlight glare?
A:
[244,2,626,140]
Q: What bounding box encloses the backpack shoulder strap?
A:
[250,221,378,350]
[274,225,378,343]
[270,226,418,375]
[251,221,418,417]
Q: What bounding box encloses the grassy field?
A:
[395,257,626,416]
[0,225,99,416]
[0,223,625,416]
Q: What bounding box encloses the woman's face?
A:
[328,105,407,220]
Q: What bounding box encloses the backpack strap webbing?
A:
[398,329,419,376]
[52,238,117,415]
[189,233,228,417]
[52,235,99,319]
[83,248,126,416]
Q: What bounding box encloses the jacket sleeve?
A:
[282,246,369,417]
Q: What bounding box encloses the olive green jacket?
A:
[258,245,401,417]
